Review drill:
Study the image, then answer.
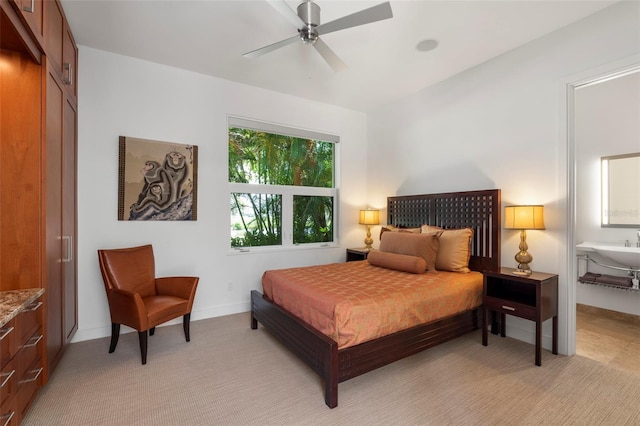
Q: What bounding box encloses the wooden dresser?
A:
[1,290,45,425]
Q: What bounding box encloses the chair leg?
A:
[138,331,148,365]
[149,327,155,336]
[183,313,191,342]
[109,323,120,353]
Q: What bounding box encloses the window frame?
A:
[227,116,340,253]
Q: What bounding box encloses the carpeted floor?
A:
[23,312,640,425]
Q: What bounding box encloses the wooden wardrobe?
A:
[1,0,78,399]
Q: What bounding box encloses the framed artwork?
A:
[118,136,198,221]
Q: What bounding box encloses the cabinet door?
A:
[10,0,44,47]
[44,64,64,377]
[62,23,77,103]
[44,0,62,72]
[62,97,77,342]
[44,0,76,103]
[43,62,77,378]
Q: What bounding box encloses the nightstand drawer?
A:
[485,297,536,320]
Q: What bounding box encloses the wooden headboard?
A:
[387,189,501,272]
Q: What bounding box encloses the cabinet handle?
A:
[22,0,34,13]
[1,410,15,426]
[0,326,14,341]
[24,301,42,312]
[502,305,516,311]
[63,63,73,86]
[24,334,43,348]
[19,367,43,384]
[62,235,73,263]
[0,370,15,388]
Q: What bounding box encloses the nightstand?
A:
[482,267,558,366]
[346,248,371,262]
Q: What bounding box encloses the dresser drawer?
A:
[0,319,16,369]
[18,330,43,384]
[0,392,18,426]
[0,358,17,407]
[485,297,537,320]
[17,357,42,421]
[16,299,43,347]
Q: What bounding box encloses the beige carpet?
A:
[23,312,640,425]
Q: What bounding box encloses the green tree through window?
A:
[228,122,336,248]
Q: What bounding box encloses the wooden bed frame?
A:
[250,188,501,408]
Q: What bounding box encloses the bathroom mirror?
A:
[602,153,640,227]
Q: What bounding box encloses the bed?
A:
[250,188,501,408]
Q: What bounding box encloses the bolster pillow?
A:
[378,231,441,271]
[367,250,427,274]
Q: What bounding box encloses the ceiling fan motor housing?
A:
[297,1,320,44]
[297,1,320,27]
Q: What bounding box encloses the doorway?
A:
[569,64,640,372]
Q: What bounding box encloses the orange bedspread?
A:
[262,260,483,349]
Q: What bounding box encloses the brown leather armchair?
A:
[97,244,199,364]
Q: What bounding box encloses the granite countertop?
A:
[0,288,45,328]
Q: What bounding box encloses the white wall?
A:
[366,2,640,354]
[74,47,368,342]
[575,71,640,315]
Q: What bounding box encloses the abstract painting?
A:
[118,136,198,221]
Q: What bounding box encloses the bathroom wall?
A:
[575,70,640,315]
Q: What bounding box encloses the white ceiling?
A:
[60,0,619,112]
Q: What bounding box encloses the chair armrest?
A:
[107,288,148,330]
[155,277,199,302]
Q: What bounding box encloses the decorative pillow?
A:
[379,225,421,240]
[421,225,474,273]
[379,231,441,271]
[367,250,427,274]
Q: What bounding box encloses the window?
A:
[228,117,338,250]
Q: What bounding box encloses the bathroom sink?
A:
[576,242,640,267]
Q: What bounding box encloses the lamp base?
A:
[363,225,373,250]
[512,229,533,276]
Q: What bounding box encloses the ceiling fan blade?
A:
[266,0,306,28]
[313,38,347,72]
[243,34,300,58]
[316,2,392,36]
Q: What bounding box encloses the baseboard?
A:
[577,303,640,324]
[71,301,251,343]
[485,316,557,352]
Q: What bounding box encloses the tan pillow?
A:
[379,225,421,241]
[379,231,441,271]
[367,250,427,274]
[421,225,474,273]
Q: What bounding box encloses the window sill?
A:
[227,243,339,255]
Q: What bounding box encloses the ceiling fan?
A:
[243,0,393,72]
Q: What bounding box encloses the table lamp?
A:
[504,205,545,275]
[359,209,380,250]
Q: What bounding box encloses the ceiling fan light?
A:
[299,27,319,45]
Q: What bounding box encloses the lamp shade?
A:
[359,209,380,225]
[504,205,545,230]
